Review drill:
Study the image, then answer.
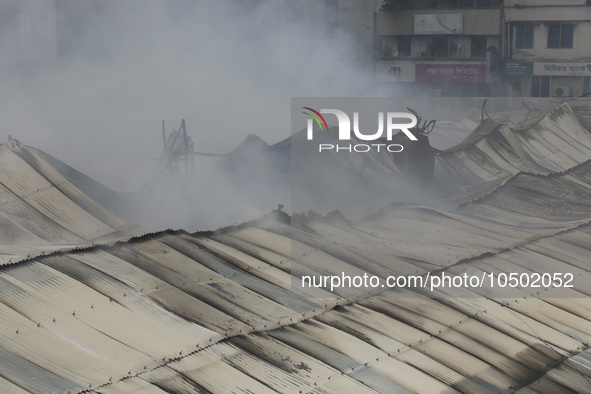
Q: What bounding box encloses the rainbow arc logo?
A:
[302,107,328,131]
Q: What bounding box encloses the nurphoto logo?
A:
[302,107,418,153]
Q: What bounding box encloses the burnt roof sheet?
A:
[1,102,591,392]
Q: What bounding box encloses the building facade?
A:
[502,0,591,97]
[375,0,591,97]
[376,0,501,97]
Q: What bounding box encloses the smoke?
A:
[0,0,378,231]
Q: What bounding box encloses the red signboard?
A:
[415,64,486,83]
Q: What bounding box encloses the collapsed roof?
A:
[0,101,591,392]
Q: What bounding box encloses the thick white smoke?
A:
[0,0,377,231]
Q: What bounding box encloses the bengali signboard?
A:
[414,13,463,35]
[502,62,533,76]
[533,62,591,76]
[415,64,486,83]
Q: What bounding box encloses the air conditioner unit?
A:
[553,85,571,97]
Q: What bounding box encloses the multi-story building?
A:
[337,0,382,73]
[376,0,502,97]
[502,0,591,97]
[0,0,57,77]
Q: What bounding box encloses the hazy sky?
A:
[1,0,373,170]
[0,0,381,230]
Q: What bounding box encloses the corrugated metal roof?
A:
[434,103,591,191]
[0,201,589,393]
[1,102,591,392]
[0,140,132,264]
[314,102,591,208]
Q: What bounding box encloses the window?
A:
[382,36,411,57]
[428,36,449,57]
[584,77,590,96]
[449,36,468,56]
[548,24,573,48]
[382,38,394,57]
[420,36,488,58]
[531,76,550,97]
[515,24,533,49]
[423,36,486,58]
[471,36,487,57]
[397,36,411,56]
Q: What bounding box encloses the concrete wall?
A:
[511,22,591,61]
[504,2,591,22]
[379,8,501,35]
[505,0,586,6]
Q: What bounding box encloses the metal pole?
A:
[162,120,167,153]
[182,119,188,177]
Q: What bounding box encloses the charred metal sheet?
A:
[0,211,589,392]
[435,103,591,192]
[1,102,591,393]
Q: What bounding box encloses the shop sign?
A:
[533,62,591,76]
[415,64,486,83]
[502,62,533,76]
